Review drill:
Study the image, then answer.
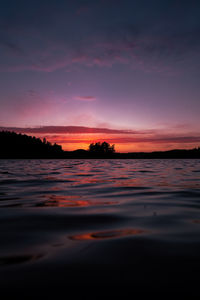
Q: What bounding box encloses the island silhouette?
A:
[0,130,200,159]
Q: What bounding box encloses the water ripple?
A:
[0,158,200,289]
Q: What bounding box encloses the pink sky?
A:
[1,1,200,152]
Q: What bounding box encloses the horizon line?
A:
[1,126,200,152]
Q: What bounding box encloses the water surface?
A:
[0,159,200,291]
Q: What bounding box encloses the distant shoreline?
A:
[1,158,200,159]
[0,130,200,159]
[1,152,200,159]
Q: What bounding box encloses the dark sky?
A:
[0,0,200,151]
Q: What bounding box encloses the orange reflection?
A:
[69,228,147,240]
[113,178,143,187]
[192,220,200,224]
[73,178,113,185]
[38,194,117,207]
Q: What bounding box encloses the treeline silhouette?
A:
[0,131,63,158]
[0,131,200,159]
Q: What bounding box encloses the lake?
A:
[0,159,200,294]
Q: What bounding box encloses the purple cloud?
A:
[0,125,148,135]
[74,96,96,102]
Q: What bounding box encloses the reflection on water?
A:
[69,228,147,240]
[0,159,200,289]
[36,194,117,207]
[192,220,200,224]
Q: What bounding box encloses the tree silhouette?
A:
[0,131,63,158]
[89,141,115,154]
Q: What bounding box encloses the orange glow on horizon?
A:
[17,131,200,153]
[52,139,200,153]
[59,142,199,152]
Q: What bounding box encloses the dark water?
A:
[0,159,200,293]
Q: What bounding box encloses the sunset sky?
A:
[0,0,200,152]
